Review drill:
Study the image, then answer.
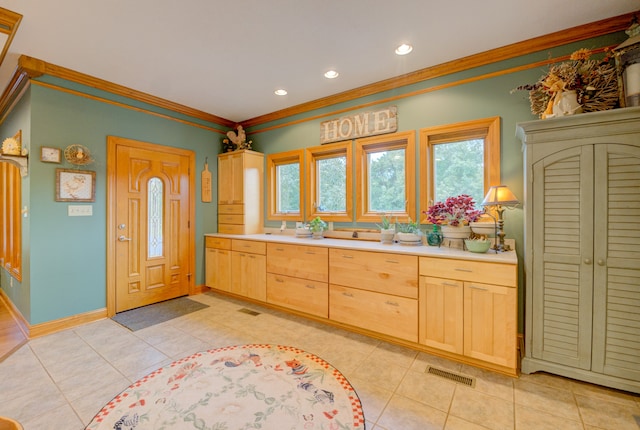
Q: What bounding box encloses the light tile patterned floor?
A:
[0,292,639,429]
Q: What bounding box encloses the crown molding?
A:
[12,55,236,128]
[242,11,638,128]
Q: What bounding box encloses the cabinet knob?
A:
[597,259,605,266]
[583,258,592,265]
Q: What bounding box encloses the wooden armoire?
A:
[517,107,640,394]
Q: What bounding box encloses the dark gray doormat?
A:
[112,296,209,331]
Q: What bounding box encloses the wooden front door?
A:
[108,136,194,313]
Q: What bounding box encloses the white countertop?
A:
[205,232,518,265]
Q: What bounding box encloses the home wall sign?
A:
[320,106,397,144]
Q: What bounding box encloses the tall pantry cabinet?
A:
[517,107,640,394]
[217,150,264,234]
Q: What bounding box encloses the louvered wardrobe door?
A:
[531,145,594,370]
[591,144,640,382]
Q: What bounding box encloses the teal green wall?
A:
[0,31,626,329]
[249,33,627,331]
[1,83,221,325]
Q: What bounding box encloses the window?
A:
[267,149,303,221]
[419,117,500,220]
[356,131,415,223]
[147,177,163,258]
[0,161,22,281]
[306,141,352,222]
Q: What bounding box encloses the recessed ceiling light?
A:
[324,70,339,79]
[395,43,413,55]
[274,89,287,96]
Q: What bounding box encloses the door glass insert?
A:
[148,177,163,258]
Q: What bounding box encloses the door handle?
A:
[118,235,132,242]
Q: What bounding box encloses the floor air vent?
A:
[238,308,261,316]
[425,366,475,387]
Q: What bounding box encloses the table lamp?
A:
[481,185,519,252]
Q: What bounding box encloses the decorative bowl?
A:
[470,221,495,237]
[464,238,492,253]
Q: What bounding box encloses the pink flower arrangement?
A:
[424,194,483,226]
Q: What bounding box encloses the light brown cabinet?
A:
[419,257,518,374]
[330,284,418,341]
[329,249,419,342]
[205,237,231,293]
[218,150,263,235]
[231,239,266,301]
[329,248,418,298]
[266,243,329,317]
[205,235,517,375]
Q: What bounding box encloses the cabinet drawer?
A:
[232,239,266,255]
[218,214,244,224]
[218,223,246,235]
[329,249,418,298]
[205,236,231,249]
[219,204,244,214]
[419,257,516,287]
[267,273,328,318]
[330,285,418,342]
[267,243,328,282]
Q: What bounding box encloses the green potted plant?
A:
[308,216,328,239]
[396,217,422,245]
[376,214,396,244]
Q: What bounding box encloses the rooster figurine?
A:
[225,125,252,150]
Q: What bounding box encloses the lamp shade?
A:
[481,185,519,206]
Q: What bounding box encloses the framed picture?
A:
[41,146,61,163]
[55,169,96,202]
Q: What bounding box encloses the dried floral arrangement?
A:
[512,48,619,118]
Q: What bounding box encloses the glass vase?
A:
[426,225,443,246]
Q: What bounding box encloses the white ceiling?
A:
[0,1,638,124]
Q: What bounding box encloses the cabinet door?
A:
[419,276,463,354]
[218,152,244,204]
[591,144,640,382]
[531,145,594,370]
[231,251,266,301]
[464,282,517,369]
[205,248,231,293]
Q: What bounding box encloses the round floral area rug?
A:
[86,344,365,430]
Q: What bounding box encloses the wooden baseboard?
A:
[0,289,29,338]
[191,284,211,295]
[28,308,108,338]
[0,289,108,339]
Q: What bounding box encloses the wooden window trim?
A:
[305,141,352,222]
[419,116,501,222]
[0,161,22,281]
[266,149,304,221]
[355,131,416,223]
